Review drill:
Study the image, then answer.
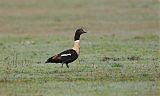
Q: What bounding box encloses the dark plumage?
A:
[45,28,87,68]
[45,49,78,68]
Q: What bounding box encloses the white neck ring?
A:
[74,40,80,43]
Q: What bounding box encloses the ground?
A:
[0,0,159,96]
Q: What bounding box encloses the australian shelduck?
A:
[45,28,87,68]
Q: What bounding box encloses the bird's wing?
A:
[58,49,75,61]
[59,49,73,58]
[52,54,61,60]
[51,50,72,62]
[60,53,71,57]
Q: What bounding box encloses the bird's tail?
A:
[45,57,53,63]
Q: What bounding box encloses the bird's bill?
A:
[82,31,87,34]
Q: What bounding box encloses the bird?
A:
[45,28,87,68]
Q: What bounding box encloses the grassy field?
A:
[0,0,159,96]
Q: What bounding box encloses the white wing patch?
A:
[61,54,71,57]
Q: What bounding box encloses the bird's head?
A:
[75,28,87,35]
[74,28,87,41]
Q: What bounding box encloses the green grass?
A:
[0,0,159,96]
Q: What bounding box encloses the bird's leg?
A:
[61,63,64,68]
[66,63,69,68]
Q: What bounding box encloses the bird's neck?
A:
[72,40,80,54]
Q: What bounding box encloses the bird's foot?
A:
[66,64,69,68]
[61,63,64,68]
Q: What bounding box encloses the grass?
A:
[0,0,159,96]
